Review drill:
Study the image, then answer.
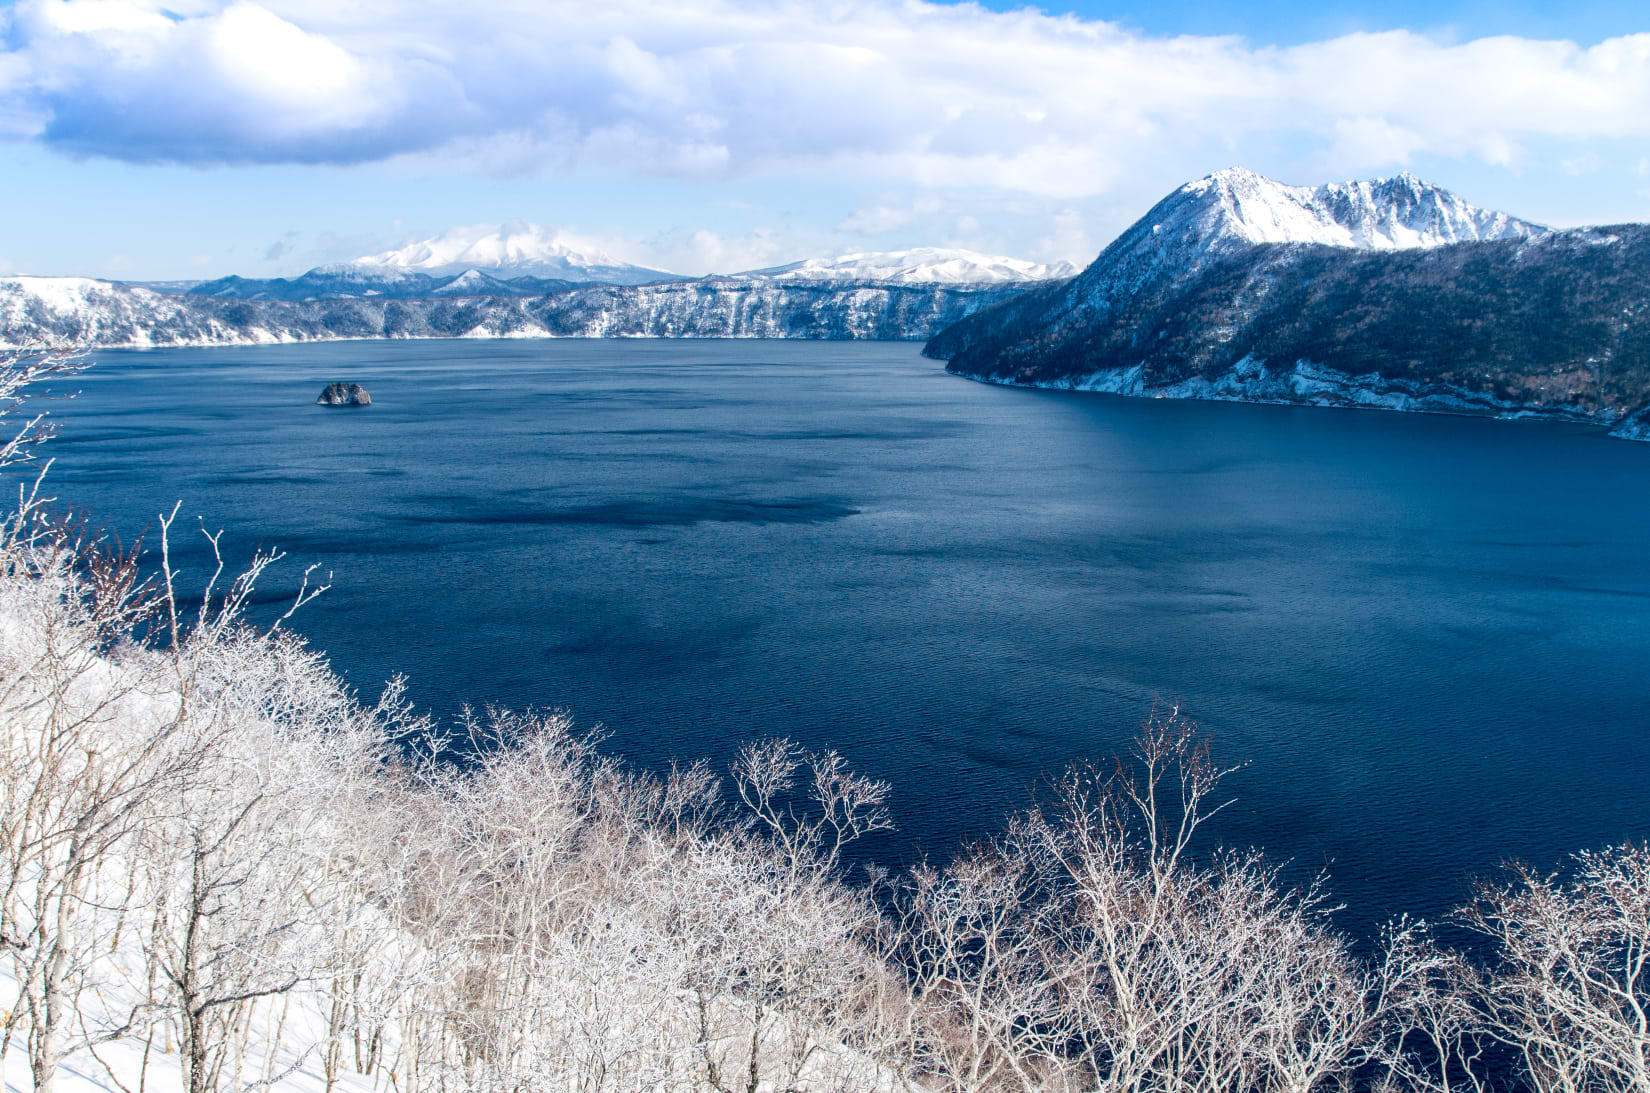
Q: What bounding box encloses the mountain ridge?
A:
[732,247,1076,284]
[171,244,1076,302]
[347,220,682,286]
[1174,168,1545,251]
[0,276,1031,347]
[924,170,1650,440]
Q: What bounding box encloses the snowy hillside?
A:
[5,341,1647,1093]
[925,171,1650,440]
[1166,167,1545,252]
[349,220,680,285]
[185,267,576,301]
[0,277,1026,347]
[737,247,1076,284]
[1058,167,1549,310]
[0,277,253,347]
[0,465,907,1093]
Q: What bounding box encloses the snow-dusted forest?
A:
[2,347,1647,1093]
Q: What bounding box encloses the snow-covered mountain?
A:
[348,220,680,285]
[935,167,1551,350]
[186,267,578,301]
[0,276,1030,347]
[1075,168,1547,311]
[736,248,1076,284]
[925,170,1650,440]
[1165,167,1544,252]
[181,245,1075,302]
[0,277,246,347]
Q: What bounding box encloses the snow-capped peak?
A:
[1163,168,1546,252]
[430,269,505,295]
[734,247,1077,285]
[349,221,678,285]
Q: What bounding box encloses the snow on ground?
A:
[2,979,385,1093]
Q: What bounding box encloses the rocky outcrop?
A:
[317,382,371,406]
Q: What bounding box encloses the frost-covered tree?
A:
[1468,843,1650,1093]
[6,341,1650,1093]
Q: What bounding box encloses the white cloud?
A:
[648,227,788,276]
[2,0,1648,196]
[1322,117,1426,171]
[1561,152,1603,176]
[837,204,916,233]
[1034,209,1091,264]
[263,229,300,261]
[836,195,939,234]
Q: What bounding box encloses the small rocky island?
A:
[317,382,371,406]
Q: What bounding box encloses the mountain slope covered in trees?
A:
[0,277,1035,348]
[926,170,1650,439]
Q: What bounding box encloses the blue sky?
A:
[1,0,1647,279]
[1014,0,1648,46]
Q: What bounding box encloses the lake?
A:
[37,338,1650,938]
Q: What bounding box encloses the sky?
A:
[1,0,1648,280]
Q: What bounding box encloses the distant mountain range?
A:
[167,239,1073,302]
[343,220,679,285]
[0,276,1032,347]
[180,267,583,303]
[0,231,1076,347]
[11,174,1650,442]
[926,168,1650,440]
[732,248,1075,284]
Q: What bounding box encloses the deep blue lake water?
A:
[37,339,1650,937]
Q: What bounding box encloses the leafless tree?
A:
[11,340,1650,1093]
[1466,842,1650,1093]
[0,348,200,1093]
[892,708,1470,1093]
[0,345,83,474]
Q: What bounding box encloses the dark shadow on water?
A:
[42,339,1650,946]
[394,497,860,528]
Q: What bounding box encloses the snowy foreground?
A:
[0,504,904,1093]
[1,349,1648,1093]
[2,987,372,1093]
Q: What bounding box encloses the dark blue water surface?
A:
[39,339,1650,936]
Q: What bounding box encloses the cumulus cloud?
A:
[836,196,939,234]
[263,229,300,261]
[2,0,1648,193]
[1034,209,1092,264]
[837,204,916,234]
[649,227,789,276]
